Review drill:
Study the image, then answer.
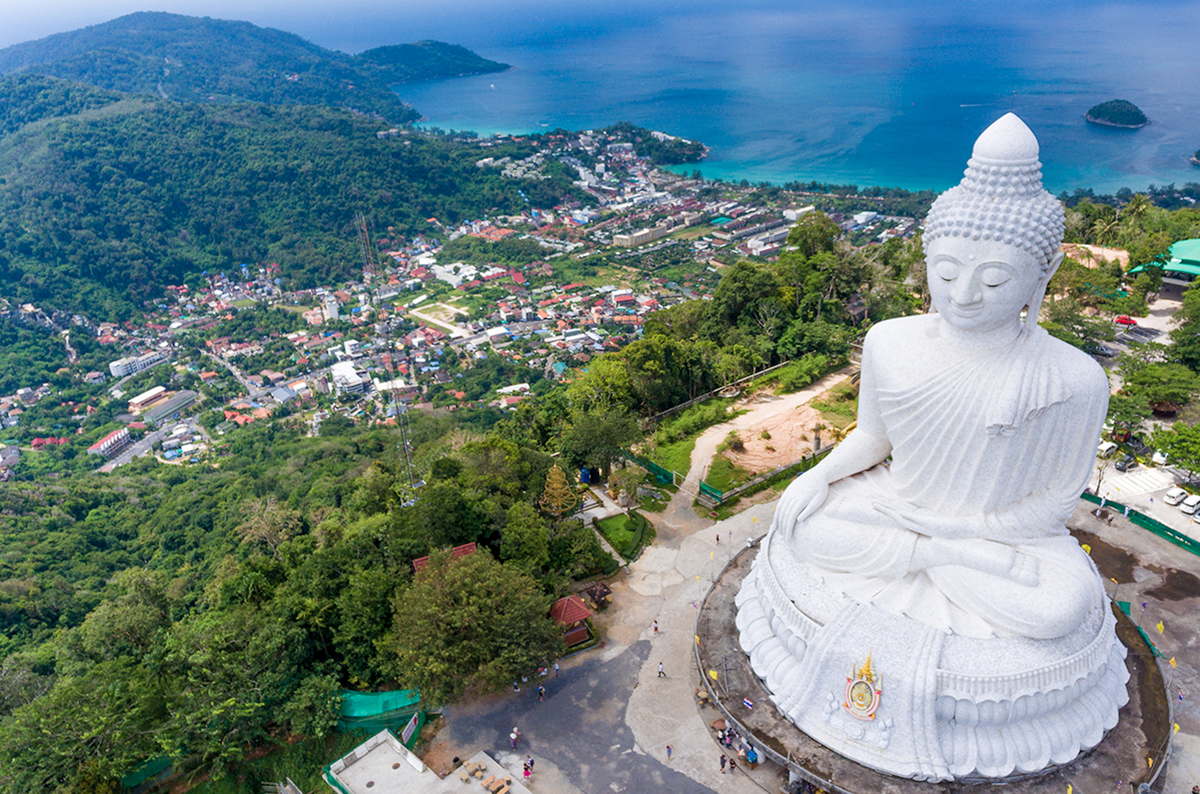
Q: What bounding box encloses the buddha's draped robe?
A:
[788,317,1108,639]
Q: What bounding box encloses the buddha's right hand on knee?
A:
[920,537,1040,587]
[774,473,830,537]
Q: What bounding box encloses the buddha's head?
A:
[922,113,1065,335]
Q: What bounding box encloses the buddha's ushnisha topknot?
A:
[923,113,1065,269]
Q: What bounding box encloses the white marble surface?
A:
[737,114,1130,780]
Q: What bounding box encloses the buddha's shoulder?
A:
[1040,332,1109,386]
[863,315,936,352]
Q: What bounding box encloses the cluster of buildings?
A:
[0,125,927,475]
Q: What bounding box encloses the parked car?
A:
[1164,487,1188,506]
[1152,450,1169,466]
[1114,315,1138,327]
[1097,441,1118,458]
[1085,343,1116,358]
[1114,454,1138,472]
[1180,494,1200,515]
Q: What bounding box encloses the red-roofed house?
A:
[550,595,593,646]
[412,542,477,572]
[87,427,131,458]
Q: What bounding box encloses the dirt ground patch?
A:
[719,404,821,473]
[719,385,851,475]
[1062,243,1130,268]
[1070,526,1137,583]
[1143,566,1200,602]
[420,730,456,777]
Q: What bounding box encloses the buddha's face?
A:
[925,236,1043,335]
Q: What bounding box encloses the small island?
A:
[1085,99,1149,128]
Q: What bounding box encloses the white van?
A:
[1097,441,1118,458]
[1164,487,1188,506]
[1180,494,1200,515]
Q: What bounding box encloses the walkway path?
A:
[655,368,853,539]
[599,501,781,794]
[685,369,851,488]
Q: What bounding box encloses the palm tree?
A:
[1123,193,1151,221]
[1091,216,1121,246]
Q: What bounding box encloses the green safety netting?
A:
[1080,491,1200,557]
[336,689,426,745]
[120,756,173,792]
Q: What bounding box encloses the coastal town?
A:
[0,127,918,480]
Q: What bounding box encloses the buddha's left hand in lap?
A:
[873,501,986,540]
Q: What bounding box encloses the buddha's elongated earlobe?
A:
[1023,250,1063,334]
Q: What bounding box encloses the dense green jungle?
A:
[0,12,510,123]
[0,73,589,319]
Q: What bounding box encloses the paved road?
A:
[98,427,166,473]
[434,641,718,794]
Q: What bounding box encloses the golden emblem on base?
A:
[844,653,882,721]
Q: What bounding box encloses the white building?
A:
[784,206,816,221]
[331,361,368,395]
[323,294,340,321]
[87,427,131,458]
[108,349,168,378]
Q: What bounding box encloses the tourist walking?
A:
[553,661,560,677]
[720,754,727,773]
[652,620,658,635]
[666,744,673,762]
[537,684,546,702]
[729,757,738,774]
[658,662,665,677]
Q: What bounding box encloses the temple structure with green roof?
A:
[1130,238,1200,284]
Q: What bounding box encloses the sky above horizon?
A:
[4,0,1188,53]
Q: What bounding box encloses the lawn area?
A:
[645,397,744,478]
[637,484,673,513]
[652,437,696,477]
[705,455,754,493]
[811,382,858,430]
[595,511,653,560]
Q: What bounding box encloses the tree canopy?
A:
[390,549,563,705]
[0,74,587,319]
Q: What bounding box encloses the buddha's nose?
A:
[951,274,982,305]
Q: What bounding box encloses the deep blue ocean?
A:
[31,0,1200,194]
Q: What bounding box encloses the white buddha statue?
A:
[736,114,1129,781]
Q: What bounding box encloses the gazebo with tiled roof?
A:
[550,594,593,646]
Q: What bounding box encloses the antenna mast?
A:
[356,211,379,285]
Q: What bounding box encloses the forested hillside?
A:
[0,13,508,123]
[0,74,584,319]
[355,41,510,84]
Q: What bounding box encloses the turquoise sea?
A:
[35,0,1200,195]
[326,0,1200,195]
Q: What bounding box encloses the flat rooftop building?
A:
[324,731,532,794]
[143,390,198,426]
